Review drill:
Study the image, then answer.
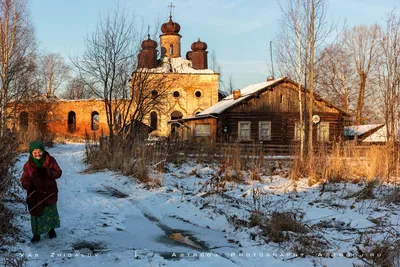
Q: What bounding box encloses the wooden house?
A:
[170,77,349,144]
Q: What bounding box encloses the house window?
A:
[238,121,251,140]
[20,112,28,130]
[194,124,210,137]
[318,122,329,142]
[67,111,76,133]
[259,121,271,140]
[294,122,304,141]
[91,111,99,131]
[150,111,158,130]
[280,94,285,104]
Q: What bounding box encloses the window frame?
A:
[258,121,271,141]
[318,122,330,142]
[238,121,251,140]
[294,121,304,141]
[194,124,211,137]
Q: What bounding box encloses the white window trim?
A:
[238,121,251,140]
[318,122,330,142]
[194,124,211,137]
[294,122,304,141]
[259,121,271,141]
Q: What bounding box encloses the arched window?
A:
[20,112,28,130]
[150,112,158,130]
[68,111,76,133]
[171,110,183,120]
[91,111,99,130]
[170,110,183,135]
[114,112,120,130]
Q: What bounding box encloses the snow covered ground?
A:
[2,143,400,267]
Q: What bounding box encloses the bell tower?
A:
[160,3,181,58]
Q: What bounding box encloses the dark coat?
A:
[20,152,62,216]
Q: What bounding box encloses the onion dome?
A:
[141,35,157,50]
[161,17,181,34]
[191,38,207,51]
[186,51,192,60]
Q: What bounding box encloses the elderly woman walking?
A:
[20,141,62,244]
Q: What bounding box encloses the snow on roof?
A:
[139,57,215,74]
[198,77,285,115]
[363,125,387,142]
[344,124,383,137]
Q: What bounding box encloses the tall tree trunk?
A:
[297,0,304,161]
[308,0,315,161]
[356,73,366,124]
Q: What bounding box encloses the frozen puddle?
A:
[88,192,239,259]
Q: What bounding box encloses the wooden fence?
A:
[99,136,388,159]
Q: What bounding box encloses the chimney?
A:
[267,76,274,82]
[233,89,241,100]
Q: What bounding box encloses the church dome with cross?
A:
[161,17,181,35]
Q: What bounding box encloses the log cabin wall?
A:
[179,117,217,142]
[217,82,345,144]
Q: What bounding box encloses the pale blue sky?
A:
[29,0,399,89]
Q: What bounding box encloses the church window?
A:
[68,111,76,133]
[20,112,28,130]
[151,90,158,99]
[170,44,174,55]
[91,111,99,130]
[150,112,158,130]
[173,91,180,98]
[195,90,202,98]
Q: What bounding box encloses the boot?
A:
[48,228,57,239]
[31,235,40,244]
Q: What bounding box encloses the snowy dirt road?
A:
[3,143,400,267]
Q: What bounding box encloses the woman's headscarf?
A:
[29,141,46,167]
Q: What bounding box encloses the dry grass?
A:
[1,254,26,267]
[217,143,264,183]
[0,132,19,248]
[290,142,396,185]
[358,239,400,267]
[384,187,400,204]
[84,135,167,185]
[262,211,309,243]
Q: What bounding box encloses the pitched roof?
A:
[197,77,347,116]
[198,77,286,115]
[344,124,384,137]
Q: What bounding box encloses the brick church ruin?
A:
[10,12,220,140]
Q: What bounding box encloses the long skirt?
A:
[31,203,60,235]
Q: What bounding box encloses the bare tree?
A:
[71,5,174,142]
[377,10,400,145]
[210,50,224,92]
[71,6,139,140]
[342,24,381,125]
[277,0,332,160]
[38,53,70,97]
[225,74,235,94]
[60,76,91,99]
[316,44,357,115]
[0,0,36,135]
